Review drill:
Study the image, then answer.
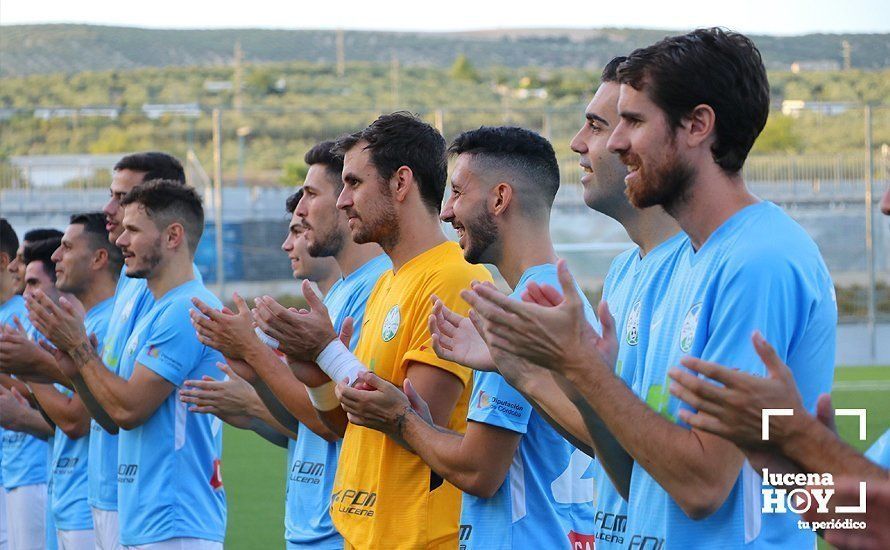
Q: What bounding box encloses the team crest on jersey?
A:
[625,300,642,346]
[382,305,400,342]
[679,302,702,353]
[120,298,135,321]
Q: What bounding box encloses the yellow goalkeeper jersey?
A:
[332,241,493,549]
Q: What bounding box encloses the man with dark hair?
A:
[0,222,55,550]
[0,236,59,550]
[22,212,119,549]
[30,180,227,549]
[250,113,492,549]
[7,229,64,296]
[21,152,190,549]
[192,140,389,549]
[336,125,602,548]
[187,181,344,550]
[463,28,835,548]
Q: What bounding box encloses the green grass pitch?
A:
[220,365,890,548]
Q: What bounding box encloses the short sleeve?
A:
[400,266,492,388]
[136,299,205,387]
[466,372,532,434]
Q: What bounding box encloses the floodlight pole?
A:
[212,108,226,299]
[864,105,875,361]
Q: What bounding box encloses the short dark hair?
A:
[448,126,560,216]
[286,188,305,214]
[0,218,18,259]
[114,152,186,184]
[601,56,627,83]
[304,141,345,194]
[23,237,62,282]
[334,112,448,213]
[70,212,124,276]
[121,179,204,254]
[24,228,63,243]
[617,27,769,173]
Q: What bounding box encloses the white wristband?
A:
[305,381,340,411]
[255,326,279,350]
[316,339,367,386]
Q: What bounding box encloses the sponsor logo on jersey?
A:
[147,345,160,359]
[382,305,400,342]
[210,458,224,490]
[458,524,472,549]
[568,530,597,550]
[118,463,138,483]
[678,302,702,353]
[593,510,628,545]
[290,459,325,485]
[332,488,376,517]
[626,300,642,346]
[54,456,80,476]
[476,390,524,417]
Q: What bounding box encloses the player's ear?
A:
[492,183,512,216]
[166,222,186,251]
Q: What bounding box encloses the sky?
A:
[2,0,889,35]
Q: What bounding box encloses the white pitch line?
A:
[832,380,890,392]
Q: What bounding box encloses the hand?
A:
[336,371,412,436]
[25,289,88,354]
[191,293,260,360]
[803,477,890,550]
[461,260,610,377]
[815,393,837,435]
[668,331,807,451]
[287,316,354,387]
[180,362,256,416]
[522,280,619,369]
[0,319,55,376]
[0,384,34,431]
[427,295,495,371]
[222,355,259,385]
[403,378,433,425]
[252,281,337,361]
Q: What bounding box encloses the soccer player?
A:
[30,180,227,549]
[336,125,605,548]
[427,57,686,548]
[26,152,187,550]
[25,213,120,549]
[1,236,60,550]
[190,139,389,549]
[463,28,837,548]
[250,113,492,549]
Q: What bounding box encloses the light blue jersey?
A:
[460,263,599,550]
[591,232,686,548]
[627,202,836,549]
[1,296,49,489]
[89,265,200,511]
[50,296,113,530]
[285,253,390,550]
[865,429,890,468]
[46,434,57,550]
[116,278,226,546]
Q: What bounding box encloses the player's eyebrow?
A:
[585,112,610,127]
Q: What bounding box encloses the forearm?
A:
[68,372,119,433]
[28,384,90,438]
[566,362,741,516]
[71,340,139,425]
[779,414,889,479]
[400,410,496,497]
[244,390,297,440]
[319,407,349,438]
[4,405,54,439]
[246,344,338,441]
[248,417,291,448]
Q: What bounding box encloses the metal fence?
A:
[1,104,888,329]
